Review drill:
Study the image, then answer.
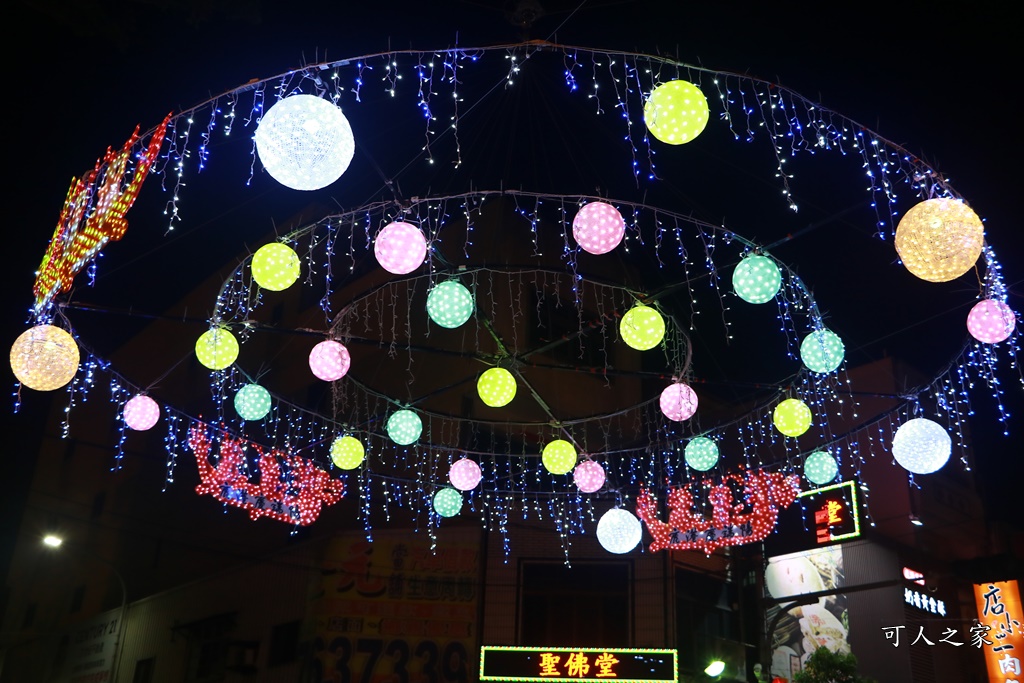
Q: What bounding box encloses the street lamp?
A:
[704,659,726,677]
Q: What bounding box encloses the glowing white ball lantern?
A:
[660,382,698,421]
[800,329,845,374]
[251,242,301,291]
[234,383,272,421]
[477,367,517,408]
[573,459,606,493]
[195,327,239,371]
[773,398,812,437]
[10,324,79,391]
[732,254,782,304]
[542,439,577,475]
[330,435,365,470]
[309,340,351,381]
[449,458,482,491]
[426,280,474,329]
[967,299,1016,344]
[684,436,719,471]
[254,94,355,191]
[620,304,665,351]
[374,222,427,275]
[433,487,463,518]
[572,202,626,255]
[894,198,984,283]
[123,394,160,431]
[643,80,710,145]
[803,450,839,485]
[387,409,422,446]
[597,508,643,554]
[892,418,951,474]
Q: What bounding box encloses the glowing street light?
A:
[704,660,725,677]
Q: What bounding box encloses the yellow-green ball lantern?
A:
[800,329,845,374]
[195,327,239,370]
[894,198,984,283]
[330,435,365,470]
[620,304,665,351]
[477,367,517,407]
[644,80,710,145]
[542,439,577,475]
[774,398,812,437]
[251,242,301,291]
[9,324,79,391]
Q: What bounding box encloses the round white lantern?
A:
[643,80,710,145]
[449,458,482,491]
[387,409,422,446]
[572,202,626,255]
[426,280,474,329]
[254,94,355,191]
[123,394,160,431]
[374,222,427,275]
[732,254,782,304]
[251,242,301,291]
[659,382,698,421]
[10,324,79,391]
[800,329,845,374]
[597,508,642,554]
[309,340,351,381]
[803,450,838,485]
[573,459,606,493]
[894,198,984,283]
[967,299,1016,344]
[892,418,951,474]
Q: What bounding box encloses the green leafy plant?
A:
[792,647,876,683]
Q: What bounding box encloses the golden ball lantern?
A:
[10,324,80,391]
[894,198,984,283]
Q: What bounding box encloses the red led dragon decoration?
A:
[188,426,344,526]
[636,470,801,555]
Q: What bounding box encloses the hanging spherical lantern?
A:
[597,508,642,554]
[803,450,839,486]
[732,254,782,304]
[432,487,463,517]
[449,458,482,491]
[643,80,710,145]
[572,201,626,255]
[195,327,239,371]
[477,367,517,408]
[123,394,160,431]
[894,198,984,283]
[386,409,422,446]
[773,398,812,437]
[542,439,577,475]
[426,280,474,329]
[374,221,427,275]
[10,324,79,391]
[684,436,719,471]
[251,242,301,291]
[330,435,365,470]
[573,459,606,493]
[619,304,665,351]
[309,340,351,381]
[254,94,355,191]
[800,329,845,374]
[659,382,698,421]
[234,383,272,421]
[967,299,1016,344]
[892,418,951,474]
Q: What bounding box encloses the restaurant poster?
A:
[973,580,1024,683]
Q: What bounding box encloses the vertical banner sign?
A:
[310,530,480,683]
[973,580,1024,683]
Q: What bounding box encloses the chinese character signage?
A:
[973,580,1024,683]
[801,481,860,546]
[479,646,677,682]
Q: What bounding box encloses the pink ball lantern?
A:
[659,382,698,421]
[123,394,160,431]
[573,459,606,493]
[449,458,482,491]
[309,340,351,381]
[374,221,427,275]
[572,202,625,255]
[967,299,1016,344]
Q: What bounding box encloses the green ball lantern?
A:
[732,254,782,304]
[803,450,838,485]
[386,409,422,446]
[477,367,517,407]
[684,436,719,471]
[195,327,239,370]
[774,398,812,437]
[432,487,463,517]
[330,435,365,470]
[251,242,301,291]
[426,280,474,329]
[620,304,665,351]
[643,79,710,145]
[234,383,271,420]
[542,439,577,475]
[800,329,845,374]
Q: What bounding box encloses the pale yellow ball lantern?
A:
[10,324,80,391]
[643,80,710,145]
[894,198,984,283]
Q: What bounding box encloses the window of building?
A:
[132,657,156,683]
[519,560,630,647]
[268,619,301,667]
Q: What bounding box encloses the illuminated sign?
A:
[799,481,860,545]
[905,587,946,616]
[973,580,1024,682]
[479,646,677,682]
